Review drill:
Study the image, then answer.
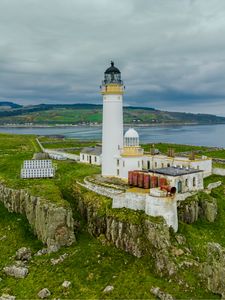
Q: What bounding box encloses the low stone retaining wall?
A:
[36,138,80,161]
[0,183,75,248]
[212,168,225,176]
[79,178,123,198]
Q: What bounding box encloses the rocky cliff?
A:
[178,192,217,224]
[201,243,225,297]
[0,183,75,248]
[75,185,170,257]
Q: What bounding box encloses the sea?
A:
[0,124,225,148]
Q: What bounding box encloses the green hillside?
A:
[0,102,225,125]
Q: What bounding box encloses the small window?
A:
[95,156,97,162]
[117,159,120,166]
[162,163,164,168]
[193,177,196,187]
[117,169,119,176]
[82,154,84,160]
[167,163,170,167]
[185,179,188,187]
[123,161,125,167]
[155,162,157,168]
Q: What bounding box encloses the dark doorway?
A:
[178,181,182,193]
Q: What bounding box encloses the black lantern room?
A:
[103,61,123,85]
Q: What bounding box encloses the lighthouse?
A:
[101,61,124,176]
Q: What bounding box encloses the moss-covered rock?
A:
[178,192,217,224]
[73,183,171,260]
[201,242,225,296]
[0,183,75,248]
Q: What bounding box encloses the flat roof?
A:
[144,154,210,162]
[148,166,203,177]
[81,146,102,156]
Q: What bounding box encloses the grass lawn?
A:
[0,201,219,299]
[0,134,224,298]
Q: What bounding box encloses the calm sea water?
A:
[0,124,225,147]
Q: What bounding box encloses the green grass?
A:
[0,133,100,206]
[179,175,225,261]
[213,162,225,169]
[141,142,209,154]
[0,202,219,299]
[0,134,225,298]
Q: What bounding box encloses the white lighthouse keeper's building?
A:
[101,62,124,176]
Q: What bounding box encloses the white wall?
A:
[145,195,178,232]
[143,155,212,178]
[147,171,204,193]
[116,156,143,179]
[102,94,123,176]
[80,153,101,165]
[213,168,225,176]
[112,191,178,232]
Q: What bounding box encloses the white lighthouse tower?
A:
[101,61,124,176]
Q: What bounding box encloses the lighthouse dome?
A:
[105,61,121,74]
[124,128,139,147]
[103,61,122,84]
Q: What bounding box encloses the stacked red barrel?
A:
[138,172,144,188]
[128,171,133,185]
[151,176,158,188]
[128,171,166,190]
[159,177,167,187]
[143,174,150,189]
[132,171,138,186]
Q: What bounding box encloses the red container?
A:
[138,172,144,188]
[159,177,167,187]
[143,174,150,189]
[128,171,133,186]
[151,176,158,188]
[132,172,138,186]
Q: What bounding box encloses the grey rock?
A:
[0,235,7,241]
[175,234,186,245]
[103,285,114,293]
[3,265,28,278]
[178,192,217,224]
[207,181,221,190]
[201,243,225,296]
[155,250,177,277]
[51,253,68,265]
[0,183,75,249]
[0,294,16,300]
[16,247,32,261]
[150,287,175,300]
[38,288,51,299]
[62,281,71,288]
[47,245,59,253]
[35,248,48,256]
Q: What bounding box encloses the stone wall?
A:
[79,178,123,198]
[36,138,80,161]
[0,183,75,248]
[212,168,225,176]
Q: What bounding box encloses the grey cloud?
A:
[0,0,225,115]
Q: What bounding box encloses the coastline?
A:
[1,122,225,128]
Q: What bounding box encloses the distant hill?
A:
[0,101,22,110]
[0,102,225,125]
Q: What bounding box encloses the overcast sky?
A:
[0,0,225,115]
